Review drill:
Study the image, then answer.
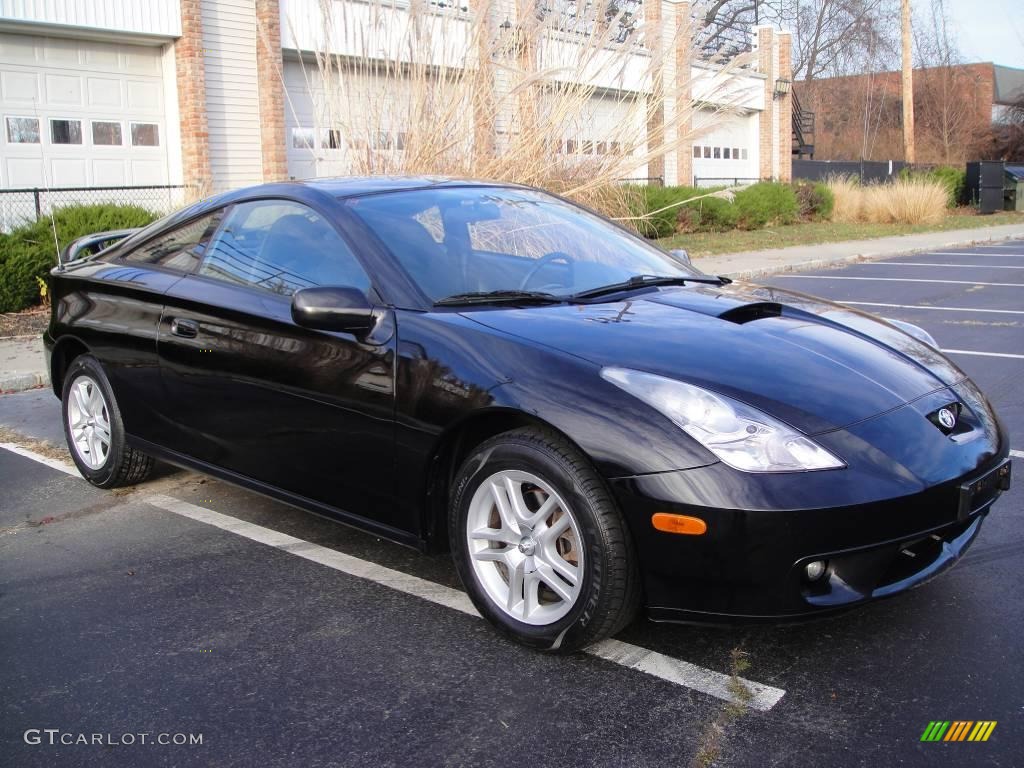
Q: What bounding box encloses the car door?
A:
[72,211,225,447]
[156,198,401,535]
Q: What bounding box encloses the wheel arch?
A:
[420,407,599,553]
[49,335,91,397]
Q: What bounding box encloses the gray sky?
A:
[945,0,1023,69]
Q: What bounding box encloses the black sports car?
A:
[45,177,1012,652]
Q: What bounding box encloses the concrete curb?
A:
[712,227,1024,280]
[0,371,49,395]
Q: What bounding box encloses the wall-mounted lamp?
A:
[774,78,792,99]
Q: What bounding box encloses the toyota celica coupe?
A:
[45,177,1012,652]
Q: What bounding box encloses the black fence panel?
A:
[792,160,914,183]
[0,185,189,232]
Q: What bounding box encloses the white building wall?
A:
[0,0,180,38]
[201,0,263,192]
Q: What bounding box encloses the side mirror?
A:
[669,248,692,266]
[291,286,377,335]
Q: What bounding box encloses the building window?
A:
[566,139,577,154]
[733,147,740,160]
[713,147,721,159]
[6,117,40,143]
[395,131,408,151]
[292,128,315,149]
[609,141,621,154]
[693,145,701,158]
[322,129,343,150]
[741,148,749,160]
[131,122,159,146]
[51,119,82,145]
[581,140,593,155]
[702,146,711,158]
[597,141,607,155]
[92,121,123,146]
[723,147,730,159]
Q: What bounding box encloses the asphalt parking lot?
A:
[2,241,1022,767]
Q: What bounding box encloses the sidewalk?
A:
[699,221,1024,278]
[2,223,1023,395]
[0,335,48,394]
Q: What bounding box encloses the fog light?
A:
[804,560,828,581]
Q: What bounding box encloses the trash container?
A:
[1006,165,1024,212]
[966,161,1005,214]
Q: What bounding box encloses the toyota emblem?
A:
[937,407,957,430]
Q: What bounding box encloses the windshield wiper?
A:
[434,290,564,307]
[570,273,732,301]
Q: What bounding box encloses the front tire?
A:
[62,355,153,488]
[450,427,640,653]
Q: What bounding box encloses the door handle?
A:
[170,318,199,339]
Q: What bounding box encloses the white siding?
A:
[201,0,262,192]
[0,0,180,38]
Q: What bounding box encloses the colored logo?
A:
[920,721,997,742]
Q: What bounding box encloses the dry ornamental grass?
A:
[273,0,753,223]
[827,175,948,225]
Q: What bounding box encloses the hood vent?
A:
[718,302,784,325]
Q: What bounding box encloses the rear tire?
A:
[450,427,640,653]
[62,355,153,488]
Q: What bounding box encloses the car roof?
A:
[306,175,521,198]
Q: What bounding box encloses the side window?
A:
[198,200,370,296]
[124,212,223,272]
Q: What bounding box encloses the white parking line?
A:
[0,443,79,476]
[0,441,788,711]
[777,276,1024,287]
[873,263,1024,269]
[929,251,1024,256]
[941,349,1024,360]
[841,301,1024,315]
[143,494,786,711]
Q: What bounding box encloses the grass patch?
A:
[691,647,755,768]
[657,211,1024,257]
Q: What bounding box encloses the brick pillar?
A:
[757,26,775,181]
[175,0,212,195]
[674,1,692,187]
[256,0,288,181]
[777,32,792,182]
[646,0,665,183]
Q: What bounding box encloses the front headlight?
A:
[601,367,845,473]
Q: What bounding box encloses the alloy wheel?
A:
[67,375,112,470]
[466,469,584,625]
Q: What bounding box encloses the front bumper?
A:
[612,458,1009,622]
[609,381,1011,622]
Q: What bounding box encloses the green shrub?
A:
[733,182,799,230]
[898,165,966,208]
[792,180,835,220]
[0,204,157,313]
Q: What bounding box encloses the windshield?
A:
[345,186,697,303]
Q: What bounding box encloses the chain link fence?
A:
[693,177,760,188]
[0,185,190,232]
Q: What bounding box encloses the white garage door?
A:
[284,59,417,181]
[0,32,169,189]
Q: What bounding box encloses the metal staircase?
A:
[792,88,815,159]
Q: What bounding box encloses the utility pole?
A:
[901,0,916,162]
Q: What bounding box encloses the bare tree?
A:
[912,0,989,162]
[693,0,897,80]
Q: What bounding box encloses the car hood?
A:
[463,282,970,435]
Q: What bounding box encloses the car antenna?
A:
[32,99,63,272]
